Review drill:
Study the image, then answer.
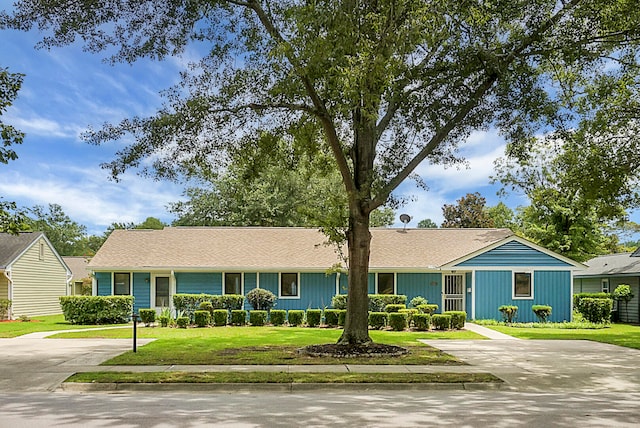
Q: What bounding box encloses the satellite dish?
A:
[399,214,411,230]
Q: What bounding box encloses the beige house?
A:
[0,232,71,319]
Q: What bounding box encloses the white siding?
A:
[10,237,68,316]
[573,278,602,294]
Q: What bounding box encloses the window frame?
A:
[223,272,244,295]
[512,271,533,300]
[113,272,132,296]
[376,272,396,295]
[153,276,170,307]
[279,272,300,299]
[601,278,610,294]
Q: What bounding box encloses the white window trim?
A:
[151,274,171,308]
[223,272,244,295]
[512,271,534,300]
[601,278,610,294]
[112,272,133,296]
[375,272,397,295]
[279,272,300,299]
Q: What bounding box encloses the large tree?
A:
[5,1,640,345]
[27,204,88,256]
[441,192,494,228]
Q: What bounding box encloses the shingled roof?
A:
[0,232,44,269]
[88,227,514,271]
[574,253,640,277]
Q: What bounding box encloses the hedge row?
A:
[172,294,244,319]
[369,310,467,331]
[60,296,134,324]
[331,294,408,311]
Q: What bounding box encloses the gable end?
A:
[453,240,574,267]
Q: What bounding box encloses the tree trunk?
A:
[337,206,373,345]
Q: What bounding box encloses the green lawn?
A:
[0,314,128,338]
[485,323,640,349]
[54,326,482,365]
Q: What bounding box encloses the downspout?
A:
[3,269,13,320]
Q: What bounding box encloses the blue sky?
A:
[0,26,527,236]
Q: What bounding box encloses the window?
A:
[155,277,170,307]
[280,273,299,297]
[225,273,242,295]
[601,279,610,294]
[114,273,131,295]
[39,242,45,261]
[513,272,532,298]
[377,273,395,295]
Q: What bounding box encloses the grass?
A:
[483,323,640,349]
[67,371,500,384]
[53,326,482,365]
[0,314,128,338]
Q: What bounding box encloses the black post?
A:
[132,312,138,353]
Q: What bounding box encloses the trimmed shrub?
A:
[0,299,11,320]
[413,313,431,331]
[198,301,214,315]
[173,294,211,320]
[574,292,611,313]
[159,316,170,327]
[368,312,388,329]
[580,298,613,323]
[337,309,347,327]
[194,310,210,327]
[432,314,452,330]
[384,304,406,313]
[222,294,245,310]
[287,310,305,326]
[176,316,190,328]
[324,309,340,326]
[368,294,407,312]
[139,309,156,326]
[245,288,277,311]
[59,296,134,324]
[270,309,286,326]
[230,309,247,326]
[249,310,268,326]
[331,294,348,309]
[498,305,519,323]
[410,296,428,308]
[388,312,408,331]
[212,309,228,326]
[399,308,418,325]
[306,309,322,327]
[417,304,438,314]
[532,305,552,323]
[444,311,466,329]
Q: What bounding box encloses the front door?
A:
[443,274,465,312]
[154,276,170,308]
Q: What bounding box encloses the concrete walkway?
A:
[462,322,519,340]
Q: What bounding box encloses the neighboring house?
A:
[0,232,71,319]
[63,256,92,295]
[573,252,640,323]
[88,227,584,322]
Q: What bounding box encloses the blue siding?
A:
[259,273,278,296]
[243,273,258,310]
[397,273,441,308]
[368,273,375,294]
[175,272,222,294]
[96,272,111,296]
[275,273,335,311]
[133,273,150,311]
[456,241,572,267]
[474,270,571,322]
[338,273,349,295]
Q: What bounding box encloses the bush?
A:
[368,294,407,312]
[222,294,245,310]
[212,309,228,326]
[417,304,438,314]
[306,309,322,327]
[230,310,247,325]
[198,301,214,315]
[324,309,340,326]
[399,308,418,326]
[176,316,190,328]
[574,293,611,314]
[384,304,406,313]
[194,310,211,327]
[139,309,156,326]
[580,298,613,323]
[173,294,211,320]
[432,314,452,330]
[410,296,428,308]
[0,299,11,320]
[270,309,286,326]
[388,313,408,331]
[444,311,466,329]
[245,288,277,311]
[287,310,305,326]
[249,310,268,326]
[59,296,134,324]
[159,315,170,327]
[368,312,388,329]
[498,305,518,323]
[338,309,347,327]
[413,313,431,331]
[532,305,552,323]
[331,294,348,309]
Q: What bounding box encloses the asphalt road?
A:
[1,391,639,427]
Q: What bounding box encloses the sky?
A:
[0,23,529,236]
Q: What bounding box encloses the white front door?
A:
[443,274,465,312]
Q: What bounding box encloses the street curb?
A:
[59,381,504,393]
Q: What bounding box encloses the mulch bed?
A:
[298,343,408,358]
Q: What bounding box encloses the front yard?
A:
[0,314,128,338]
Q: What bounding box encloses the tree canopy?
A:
[5,1,640,345]
[442,192,495,228]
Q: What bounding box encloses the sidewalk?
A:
[462,322,519,340]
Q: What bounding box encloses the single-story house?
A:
[63,256,92,295]
[0,232,71,319]
[88,227,583,322]
[573,251,640,323]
